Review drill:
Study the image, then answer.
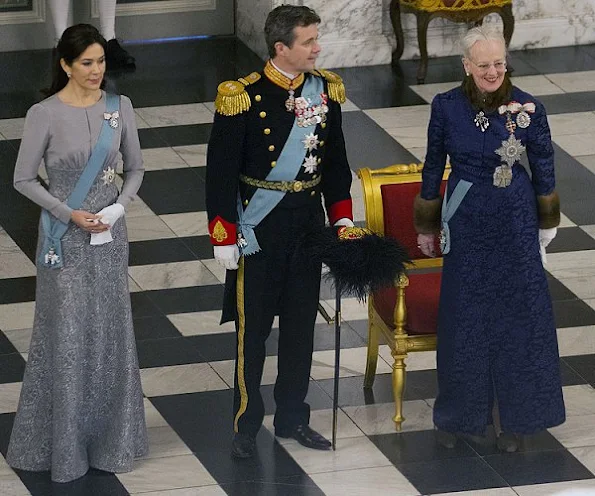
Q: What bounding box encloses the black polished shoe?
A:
[105,38,136,70]
[276,424,331,450]
[231,433,256,459]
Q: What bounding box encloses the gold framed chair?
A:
[357,163,449,430]
[390,0,514,83]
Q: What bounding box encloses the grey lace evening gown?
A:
[7,91,148,483]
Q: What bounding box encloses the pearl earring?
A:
[465,72,470,76]
[67,72,71,78]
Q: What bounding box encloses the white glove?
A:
[333,218,355,227]
[90,203,125,246]
[417,233,436,258]
[539,227,557,265]
[214,244,240,270]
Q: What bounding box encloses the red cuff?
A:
[328,199,353,225]
[208,216,237,246]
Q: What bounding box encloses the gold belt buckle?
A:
[292,180,303,193]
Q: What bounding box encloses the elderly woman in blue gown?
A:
[414,25,565,452]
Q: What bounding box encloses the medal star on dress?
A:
[302,154,318,174]
[101,166,116,185]
[495,135,526,168]
[302,133,319,152]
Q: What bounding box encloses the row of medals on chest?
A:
[474,102,535,188]
[285,87,330,174]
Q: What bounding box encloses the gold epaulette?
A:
[215,72,261,116]
[313,68,346,104]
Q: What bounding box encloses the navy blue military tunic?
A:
[421,86,565,435]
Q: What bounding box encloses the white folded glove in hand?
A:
[214,244,240,270]
[90,203,125,246]
[333,218,355,228]
[417,233,436,258]
[539,227,557,265]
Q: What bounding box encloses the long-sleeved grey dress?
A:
[7,91,148,483]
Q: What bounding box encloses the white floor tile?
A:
[0,383,22,414]
[140,363,228,397]
[135,103,213,127]
[167,311,235,336]
[131,487,227,496]
[140,425,192,460]
[310,465,418,496]
[117,455,216,493]
[548,112,595,138]
[159,212,209,237]
[128,261,220,290]
[557,326,595,357]
[365,105,431,129]
[342,400,434,435]
[563,384,595,417]
[310,347,392,380]
[0,302,35,331]
[282,435,392,474]
[548,414,595,448]
[546,70,595,93]
[172,144,208,167]
[514,479,595,495]
[555,133,595,157]
[577,155,595,175]
[142,148,190,171]
[127,215,177,242]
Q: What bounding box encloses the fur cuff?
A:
[413,194,442,234]
[537,191,560,229]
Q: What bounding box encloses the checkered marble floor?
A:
[1,38,595,495]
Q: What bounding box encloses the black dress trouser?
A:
[232,204,324,436]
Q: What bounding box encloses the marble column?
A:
[235,0,393,68]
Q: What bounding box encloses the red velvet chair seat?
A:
[373,272,442,335]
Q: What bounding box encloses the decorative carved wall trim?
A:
[0,0,44,25]
[91,0,216,18]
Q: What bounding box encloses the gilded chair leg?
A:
[390,0,405,61]
[364,323,379,388]
[416,12,431,84]
[392,356,406,430]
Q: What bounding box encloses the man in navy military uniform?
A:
[206,5,353,459]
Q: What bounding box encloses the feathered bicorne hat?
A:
[301,226,411,300]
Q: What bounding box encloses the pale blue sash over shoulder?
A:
[237,76,324,256]
[440,179,472,255]
[39,92,120,269]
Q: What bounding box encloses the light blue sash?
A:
[440,179,472,255]
[237,76,324,255]
[39,92,120,269]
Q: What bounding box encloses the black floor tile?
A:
[179,235,215,260]
[145,285,224,314]
[0,141,17,185]
[0,227,38,263]
[541,91,595,115]
[342,111,419,170]
[130,292,163,319]
[394,56,466,86]
[311,322,366,351]
[137,336,207,368]
[0,332,19,357]
[484,449,595,486]
[563,354,595,387]
[137,127,169,149]
[133,315,182,341]
[136,168,206,215]
[154,123,212,148]
[185,332,237,362]
[0,276,36,304]
[334,65,427,109]
[549,227,595,253]
[547,275,580,302]
[370,429,478,466]
[0,90,42,119]
[464,426,564,457]
[129,238,199,265]
[516,45,595,74]
[261,381,333,415]
[398,457,507,494]
[553,299,595,329]
[560,358,590,386]
[0,353,26,384]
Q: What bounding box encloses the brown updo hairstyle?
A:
[45,23,107,96]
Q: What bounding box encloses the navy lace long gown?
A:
[421,86,565,435]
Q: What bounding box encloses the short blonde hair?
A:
[461,25,506,59]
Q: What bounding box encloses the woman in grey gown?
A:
[7,24,148,483]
